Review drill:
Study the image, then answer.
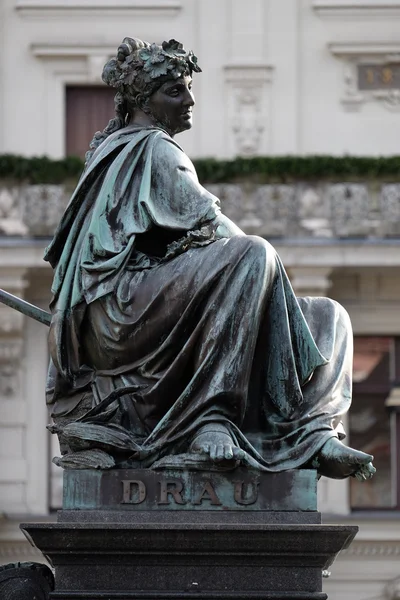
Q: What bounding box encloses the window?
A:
[66,85,116,159]
[350,336,400,509]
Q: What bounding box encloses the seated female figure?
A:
[45,37,375,481]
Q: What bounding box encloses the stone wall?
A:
[1,180,400,239]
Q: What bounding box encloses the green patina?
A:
[63,468,318,512]
[0,36,376,487]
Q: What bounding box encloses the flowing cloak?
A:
[44,125,352,471]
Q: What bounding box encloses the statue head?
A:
[106,38,199,126]
[103,38,200,99]
[86,37,201,163]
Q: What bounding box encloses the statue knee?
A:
[331,299,352,332]
[227,235,276,266]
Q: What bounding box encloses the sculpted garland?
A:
[4,37,376,482]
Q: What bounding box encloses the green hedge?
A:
[195,155,400,183]
[1,153,400,184]
[0,155,84,184]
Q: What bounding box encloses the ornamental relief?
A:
[329,43,400,112]
[205,181,400,239]
[327,183,370,236]
[0,363,20,397]
[224,65,273,157]
[231,86,265,156]
[0,340,23,363]
[381,184,400,221]
[0,181,398,239]
[20,185,69,236]
[0,184,70,237]
[0,339,23,398]
[386,577,400,600]
[0,305,24,334]
[0,188,26,236]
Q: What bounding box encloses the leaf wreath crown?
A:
[103,38,201,93]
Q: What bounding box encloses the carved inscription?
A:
[119,476,260,507]
[193,481,222,506]
[121,480,147,504]
[234,480,260,505]
[65,468,317,511]
[158,480,186,505]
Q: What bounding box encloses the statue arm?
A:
[151,136,245,238]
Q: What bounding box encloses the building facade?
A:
[1,1,400,598]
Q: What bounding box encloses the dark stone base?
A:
[20,470,358,600]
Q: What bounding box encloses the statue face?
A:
[146,75,195,136]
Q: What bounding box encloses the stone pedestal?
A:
[20,469,358,600]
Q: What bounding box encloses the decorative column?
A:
[0,268,28,397]
[0,268,29,514]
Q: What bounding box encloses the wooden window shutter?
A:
[66,86,116,158]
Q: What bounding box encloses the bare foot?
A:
[313,437,376,480]
[354,462,376,482]
[190,423,245,462]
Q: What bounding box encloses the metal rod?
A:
[0,288,51,327]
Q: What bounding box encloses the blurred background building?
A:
[1,1,400,598]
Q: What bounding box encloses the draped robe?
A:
[45,126,352,470]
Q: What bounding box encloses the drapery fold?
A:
[45,127,352,471]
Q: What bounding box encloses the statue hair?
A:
[85,38,144,165]
[85,92,128,165]
[85,36,200,166]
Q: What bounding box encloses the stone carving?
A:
[329,44,400,112]
[224,65,273,156]
[338,60,365,112]
[327,183,371,237]
[232,88,264,156]
[0,364,19,397]
[343,542,400,557]
[373,88,400,112]
[63,468,317,511]
[381,184,400,220]
[0,184,70,237]
[0,280,26,399]
[385,577,400,600]
[297,186,333,238]
[253,184,295,237]
[0,340,22,363]
[0,336,22,397]
[195,182,400,239]
[0,305,24,334]
[213,184,296,238]
[381,184,400,235]
[21,185,69,236]
[217,184,246,226]
[0,180,399,239]
[0,188,26,236]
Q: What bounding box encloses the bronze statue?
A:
[38,38,375,480]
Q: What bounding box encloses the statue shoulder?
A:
[152,131,196,174]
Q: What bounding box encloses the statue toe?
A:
[314,437,375,480]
